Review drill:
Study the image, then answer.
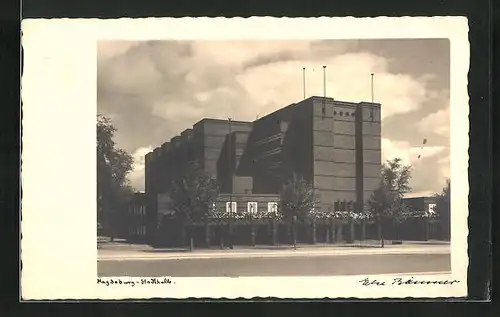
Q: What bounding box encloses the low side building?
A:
[125,192,148,242]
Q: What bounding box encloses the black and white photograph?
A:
[21,17,469,299]
[97,38,452,278]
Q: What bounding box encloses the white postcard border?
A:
[20,16,469,300]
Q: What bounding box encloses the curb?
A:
[98,248,450,261]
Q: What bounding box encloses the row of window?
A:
[334,201,355,212]
[129,205,146,216]
[129,225,147,236]
[321,106,357,117]
[321,108,376,119]
[225,202,278,214]
[333,110,356,117]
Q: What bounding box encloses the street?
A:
[97,245,451,277]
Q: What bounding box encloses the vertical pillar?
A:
[362,219,367,241]
[271,218,278,245]
[251,220,256,246]
[336,220,344,243]
[325,223,330,243]
[330,218,335,243]
[204,219,210,248]
[311,217,317,244]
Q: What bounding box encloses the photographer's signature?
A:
[359,277,460,286]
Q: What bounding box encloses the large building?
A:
[144,96,382,241]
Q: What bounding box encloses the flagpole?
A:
[371,73,374,103]
[303,67,306,99]
[323,66,327,98]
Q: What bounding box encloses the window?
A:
[428,203,436,215]
[339,111,343,116]
[268,202,278,215]
[347,201,353,211]
[334,201,339,212]
[334,110,337,115]
[248,202,258,214]
[226,202,237,214]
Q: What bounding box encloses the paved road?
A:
[98,253,450,277]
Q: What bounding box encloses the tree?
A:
[169,161,219,250]
[368,158,412,247]
[97,114,134,240]
[279,177,316,247]
[434,179,451,240]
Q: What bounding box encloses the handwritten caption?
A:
[359,277,460,287]
[97,277,175,287]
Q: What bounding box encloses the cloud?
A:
[417,107,450,137]
[382,138,448,194]
[97,40,450,193]
[382,138,446,167]
[128,146,153,191]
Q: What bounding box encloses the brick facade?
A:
[143,96,382,245]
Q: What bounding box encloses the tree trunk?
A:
[361,219,367,241]
[425,218,429,241]
[311,218,317,244]
[219,224,224,249]
[336,220,343,243]
[377,220,384,248]
[251,221,256,246]
[292,218,297,250]
[228,219,234,249]
[271,218,277,245]
[204,217,210,248]
[329,218,335,243]
[181,223,187,247]
[349,220,355,243]
[187,225,194,251]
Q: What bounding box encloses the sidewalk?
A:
[97,239,449,250]
[97,241,450,261]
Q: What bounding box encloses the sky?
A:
[97,39,450,196]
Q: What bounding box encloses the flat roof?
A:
[194,118,252,126]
